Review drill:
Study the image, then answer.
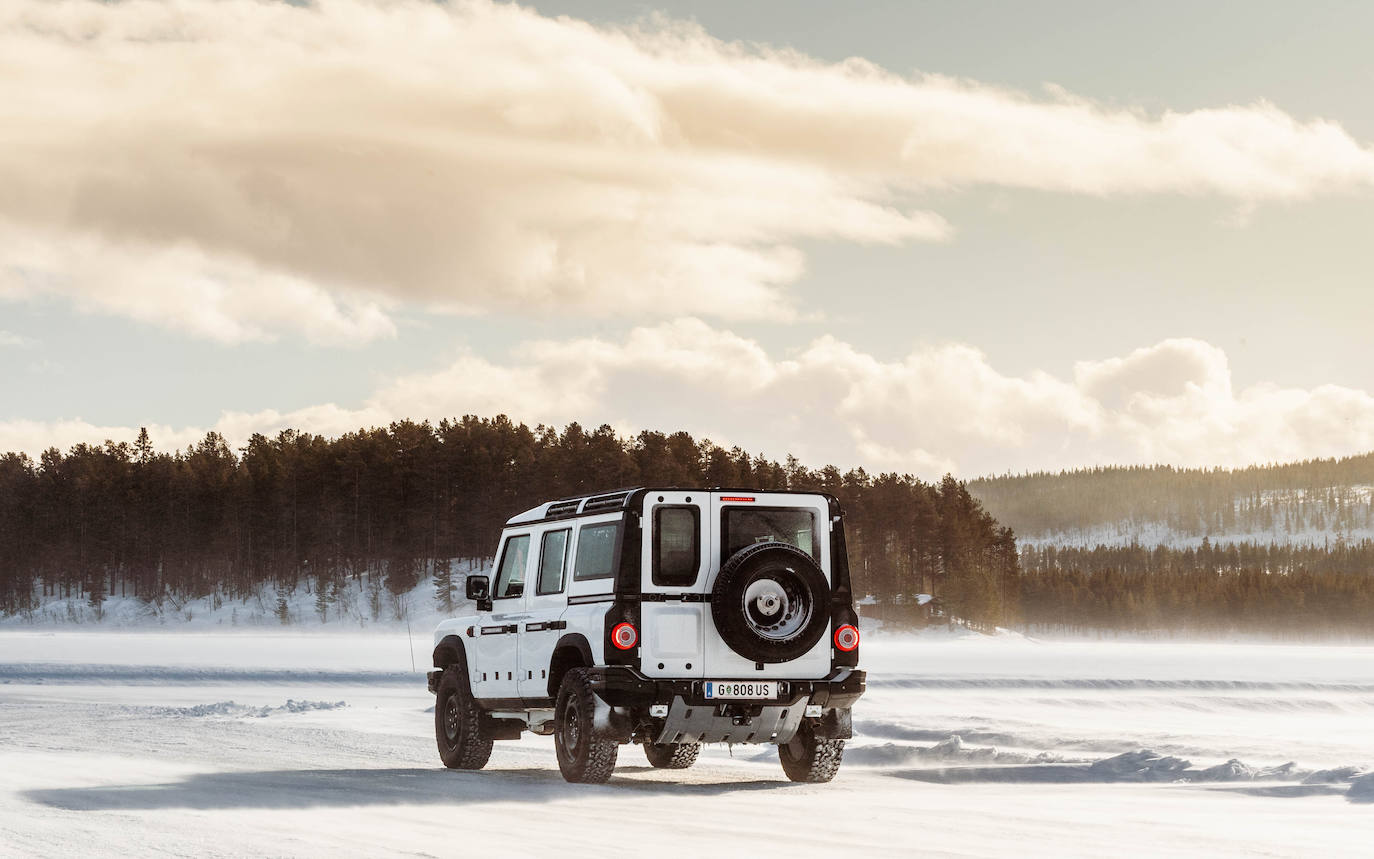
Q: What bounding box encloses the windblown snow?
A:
[2,631,1371,857]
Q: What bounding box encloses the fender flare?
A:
[547,633,594,696]
[552,632,594,666]
[432,634,469,670]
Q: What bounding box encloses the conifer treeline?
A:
[0,417,1017,628]
[1019,541,1374,638]
[970,455,1374,538]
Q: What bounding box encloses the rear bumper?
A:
[588,666,866,710]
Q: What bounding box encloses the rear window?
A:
[653,506,700,587]
[722,507,819,561]
[574,522,619,581]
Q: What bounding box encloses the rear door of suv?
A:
[639,490,710,679]
[703,492,832,680]
[517,524,572,702]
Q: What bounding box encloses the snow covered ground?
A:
[2,631,1371,857]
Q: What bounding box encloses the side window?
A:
[537,529,571,595]
[493,534,530,599]
[573,522,619,581]
[653,506,700,587]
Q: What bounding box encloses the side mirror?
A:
[465,575,491,610]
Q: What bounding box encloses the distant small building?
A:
[856,593,940,627]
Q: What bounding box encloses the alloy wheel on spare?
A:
[711,541,830,663]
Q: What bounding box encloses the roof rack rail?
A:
[545,499,582,517]
[581,490,631,512]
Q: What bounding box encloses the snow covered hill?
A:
[1,564,491,630]
[969,453,1374,551]
[1016,508,1374,551]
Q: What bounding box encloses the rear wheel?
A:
[554,668,619,783]
[644,742,701,770]
[779,723,844,783]
[435,666,493,770]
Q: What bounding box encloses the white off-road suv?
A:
[427,488,866,784]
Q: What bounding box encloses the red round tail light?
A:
[611,622,638,650]
[834,624,860,652]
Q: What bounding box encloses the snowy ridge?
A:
[0,665,413,685]
[1015,484,1374,550]
[1,563,491,629]
[148,700,347,718]
[869,675,1374,693]
[843,737,1366,790]
[1018,522,1374,551]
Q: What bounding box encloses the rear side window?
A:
[722,508,818,561]
[537,529,570,595]
[573,522,619,581]
[494,534,531,599]
[653,506,700,587]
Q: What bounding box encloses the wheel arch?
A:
[433,634,469,670]
[547,633,594,697]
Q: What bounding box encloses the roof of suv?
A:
[505,487,838,527]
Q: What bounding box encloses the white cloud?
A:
[0,230,395,345]
[2,0,1373,340]
[5,323,1372,478]
[0,419,204,459]
[0,329,34,348]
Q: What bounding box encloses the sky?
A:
[2,0,1373,478]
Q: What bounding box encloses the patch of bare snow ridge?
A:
[1348,773,1374,803]
[150,700,347,718]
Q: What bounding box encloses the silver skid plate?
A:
[654,696,805,745]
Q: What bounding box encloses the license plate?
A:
[704,681,777,700]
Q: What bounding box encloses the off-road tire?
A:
[554,668,619,784]
[711,541,830,663]
[644,742,701,769]
[778,723,844,783]
[435,664,493,770]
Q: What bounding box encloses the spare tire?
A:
[710,541,829,663]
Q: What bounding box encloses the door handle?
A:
[525,621,568,632]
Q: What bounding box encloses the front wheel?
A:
[435,666,493,770]
[644,742,701,769]
[554,668,618,783]
[779,723,844,783]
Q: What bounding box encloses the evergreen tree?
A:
[434,558,453,614]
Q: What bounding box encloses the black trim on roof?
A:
[503,486,841,527]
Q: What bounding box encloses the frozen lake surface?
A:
[1,631,1371,857]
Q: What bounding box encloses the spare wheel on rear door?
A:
[710,541,829,663]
